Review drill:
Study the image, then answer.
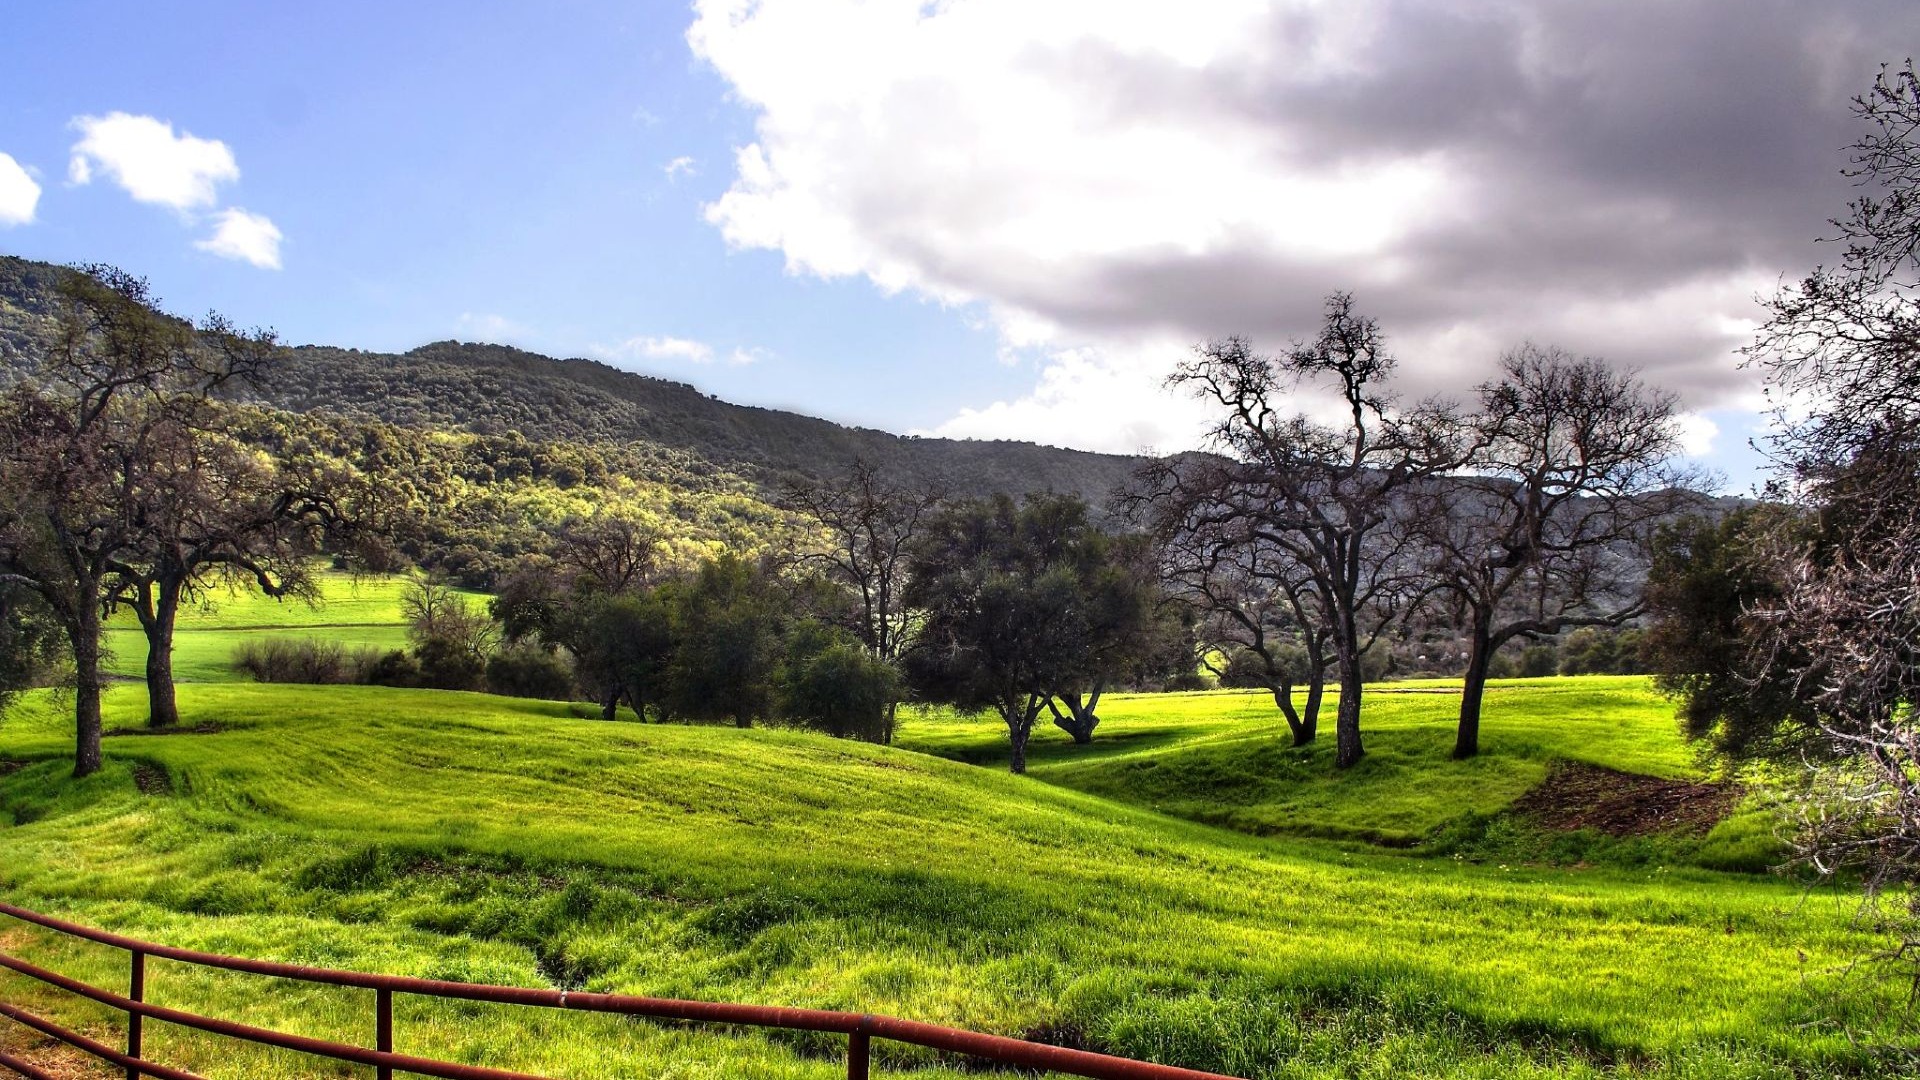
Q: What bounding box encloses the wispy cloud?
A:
[596,335,717,364]
[663,155,697,181]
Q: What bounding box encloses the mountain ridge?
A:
[0,254,1148,503]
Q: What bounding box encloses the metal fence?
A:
[0,901,1242,1080]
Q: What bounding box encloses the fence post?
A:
[125,949,145,1080]
[376,987,393,1080]
[846,1031,870,1080]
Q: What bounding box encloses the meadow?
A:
[0,579,1911,1078]
[99,570,475,683]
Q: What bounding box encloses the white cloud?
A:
[664,155,697,180]
[689,0,1904,453]
[599,335,716,364]
[726,346,769,366]
[0,154,40,226]
[1673,412,1720,458]
[193,208,283,269]
[69,112,239,212]
[457,312,530,340]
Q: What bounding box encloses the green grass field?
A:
[100,570,478,683]
[0,675,1912,1079]
[894,679,1772,862]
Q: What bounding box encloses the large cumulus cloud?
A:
[689,0,1918,452]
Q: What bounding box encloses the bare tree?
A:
[1420,345,1690,758]
[1137,457,1329,745]
[778,460,941,664]
[779,460,941,742]
[108,407,351,727]
[1167,296,1467,767]
[1737,61,1920,997]
[0,266,262,776]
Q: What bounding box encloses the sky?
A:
[3,1,1913,494]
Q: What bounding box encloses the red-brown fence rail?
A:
[0,901,1243,1080]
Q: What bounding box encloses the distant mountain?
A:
[0,254,1149,504]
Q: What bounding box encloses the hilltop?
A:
[0,254,1146,503]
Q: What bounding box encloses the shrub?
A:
[233,638,386,685]
[486,644,574,700]
[414,636,486,691]
[364,649,422,688]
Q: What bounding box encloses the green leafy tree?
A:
[659,553,785,727]
[777,622,901,742]
[903,494,1150,771]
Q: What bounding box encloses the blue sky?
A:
[0,1,1023,435]
[5,1,1909,493]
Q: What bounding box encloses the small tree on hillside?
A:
[110,413,350,727]
[1137,457,1331,745]
[658,553,785,727]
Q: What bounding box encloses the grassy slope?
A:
[896,678,1742,844]
[100,570,476,682]
[0,683,1908,1079]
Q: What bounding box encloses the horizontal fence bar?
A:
[0,1000,206,1080]
[0,950,551,1080]
[0,901,1243,1079]
[0,1048,60,1080]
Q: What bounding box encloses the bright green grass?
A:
[0,682,1910,1078]
[897,678,1713,847]
[100,569,481,683]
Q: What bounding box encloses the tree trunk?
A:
[69,600,104,778]
[882,700,898,745]
[1046,690,1099,744]
[1454,621,1496,760]
[1003,693,1039,774]
[143,578,183,728]
[1270,679,1311,746]
[600,690,618,721]
[1334,656,1364,768]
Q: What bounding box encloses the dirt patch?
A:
[104,723,223,737]
[1512,762,1739,837]
[130,763,173,796]
[0,760,24,778]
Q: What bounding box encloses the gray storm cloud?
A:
[690,0,1919,448]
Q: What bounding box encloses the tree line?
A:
[0,261,1687,782]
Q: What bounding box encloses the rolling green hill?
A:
[0,679,1906,1079]
[897,678,1772,861]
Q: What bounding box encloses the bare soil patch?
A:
[130,763,172,796]
[1512,761,1738,837]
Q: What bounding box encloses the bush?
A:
[233,638,386,685]
[364,649,421,688]
[414,635,486,691]
[778,628,900,743]
[486,644,574,700]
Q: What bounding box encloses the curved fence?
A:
[0,900,1242,1080]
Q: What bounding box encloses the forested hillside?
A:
[0,254,1144,502]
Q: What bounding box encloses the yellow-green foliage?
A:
[0,680,1909,1078]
